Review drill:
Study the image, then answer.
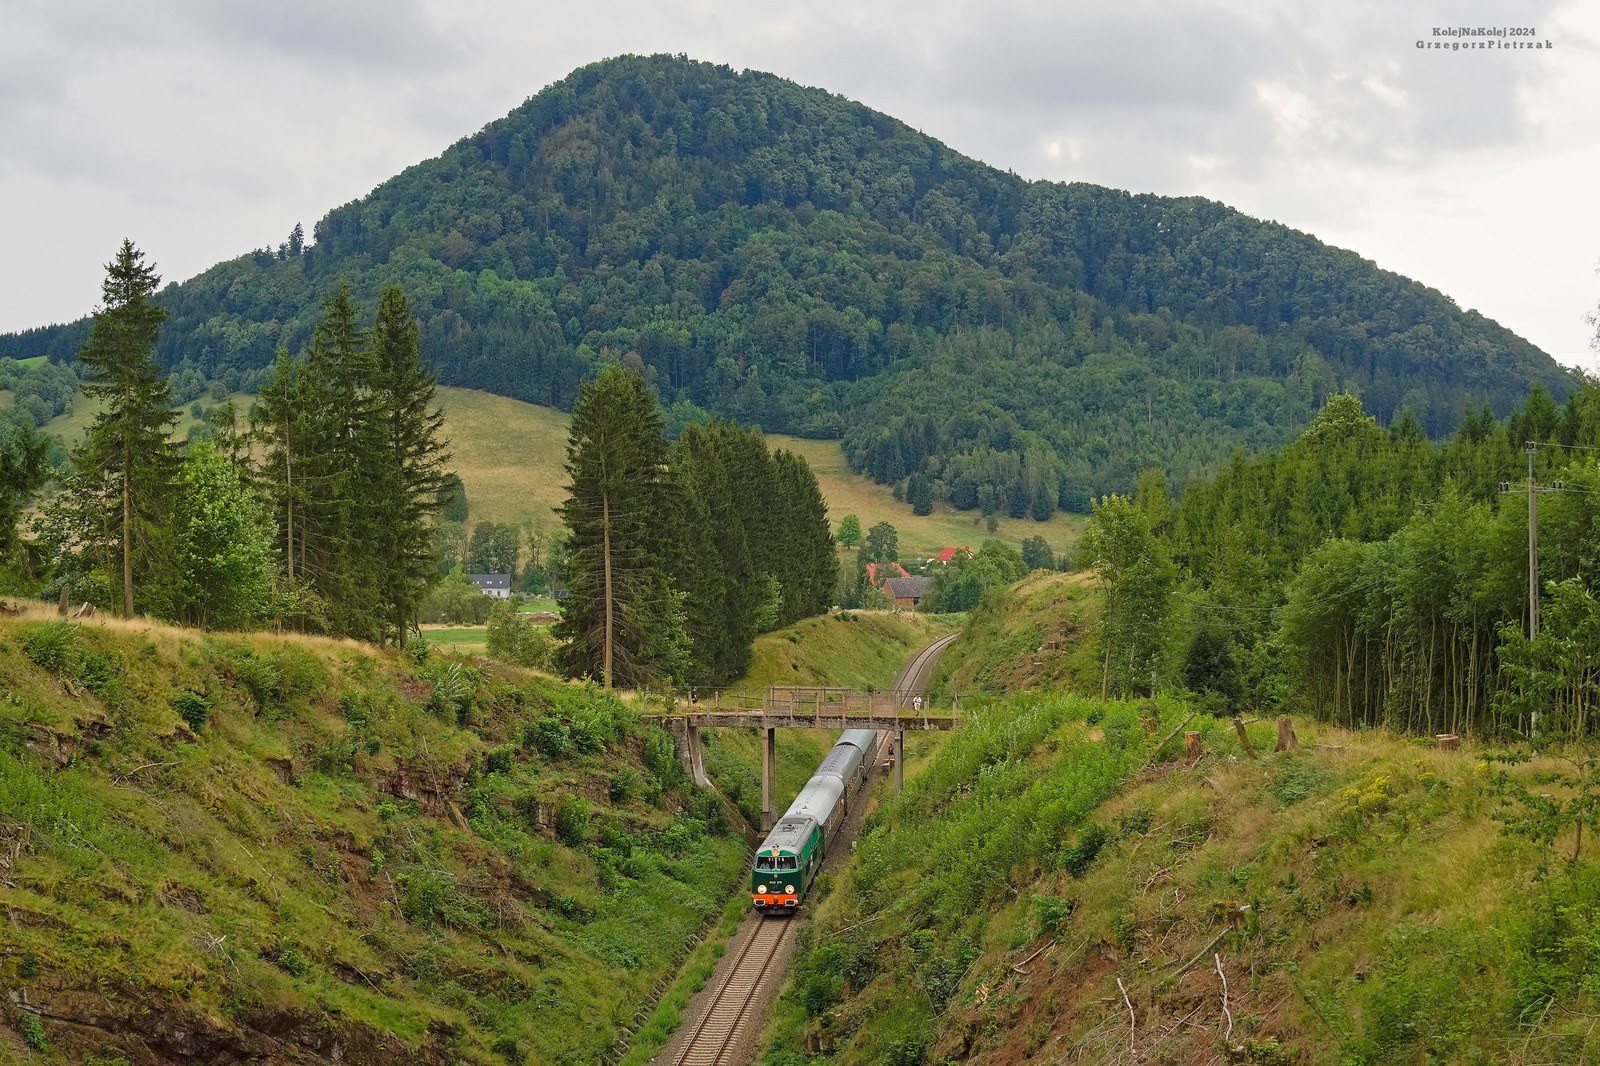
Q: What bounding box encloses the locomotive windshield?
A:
[777,856,798,870]
[756,856,775,870]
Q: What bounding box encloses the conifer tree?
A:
[0,423,49,571]
[555,365,680,687]
[670,422,758,684]
[73,240,179,617]
[368,285,450,644]
[772,449,837,621]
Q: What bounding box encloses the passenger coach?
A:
[751,729,877,912]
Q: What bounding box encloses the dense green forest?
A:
[1079,375,1600,740]
[0,55,1568,511]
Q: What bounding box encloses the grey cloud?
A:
[174,0,464,71]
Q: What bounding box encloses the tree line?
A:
[1079,376,1600,741]
[1,242,450,644]
[555,364,836,688]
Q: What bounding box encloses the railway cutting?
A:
[650,633,958,1066]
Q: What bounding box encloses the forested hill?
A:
[1,54,1569,508]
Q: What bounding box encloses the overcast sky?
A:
[3,0,1597,368]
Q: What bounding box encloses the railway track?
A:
[652,634,957,1066]
[893,630,960,705]
[668,916,794,1066]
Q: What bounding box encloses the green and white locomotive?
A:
[751,729,878,913]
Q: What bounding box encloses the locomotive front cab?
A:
[751,846,802,911]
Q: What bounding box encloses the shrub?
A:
[18,620,77,672]
[1031,893,1076,938]
[339,693,371,730]
[484,746,514,775]
[19,1013,47,1051]
[1060,823,1114,877]
[231,651,285,713]
[275,943,310,977]
[397,868,455,926]
[554,798,590,845]
[525,717,572,758]
[609,767,642,803]
[490,1035,525,1062]
[172,690,210,732]
[424,662,474,722]
[551,893,592,921]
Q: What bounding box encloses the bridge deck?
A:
[648,712,954,731]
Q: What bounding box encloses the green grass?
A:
[419,626,489,646]
[434,388,572,529]
[758,692,1600,1066]
[40,389,257,447]
[933,570,1103,698]
[0,609,749,1064]
[766,434,1085,559]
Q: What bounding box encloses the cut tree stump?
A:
[1233,718,1258,760]
[1275,718,1298,752]
[1436,734,1460,751]
[1185,732,1203,763]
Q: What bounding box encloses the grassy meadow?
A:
[766,434,1085,560]
[31,379,1083,560]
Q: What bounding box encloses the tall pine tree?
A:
[368,285,450,645]
[555,365,681,687]
[73,240,179,617]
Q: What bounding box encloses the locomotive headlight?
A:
[757,884,767,893]
[785,884,795,893]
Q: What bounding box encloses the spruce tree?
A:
[73,240,179,617]
[0,423,49,570]
[670,422,758,684]
[555,365,679,687]
[368,285,450,645]
[254,349,311,586]
[772,449,837,621]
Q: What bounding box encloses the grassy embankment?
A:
[931,570,1104,700]
[758,686,1600,1065]
[0,606,748,1065]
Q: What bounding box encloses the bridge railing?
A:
[636,685,964,728]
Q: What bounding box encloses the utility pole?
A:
[1500,442,1565,737]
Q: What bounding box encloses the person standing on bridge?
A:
[912,694,923,713]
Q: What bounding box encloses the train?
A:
[750,729,879,913]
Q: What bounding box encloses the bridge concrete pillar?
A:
[668,720,712,789]
[895,729,905,793]
[760,727,776,832]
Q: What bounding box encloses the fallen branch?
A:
[1215,953,1235,1045]
[1116,976,1136,1052]
[1012,941,1052,973]
[1166,927,1231,979]
[1143,713,1198,767]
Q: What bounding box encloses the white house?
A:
[469,573,513,598]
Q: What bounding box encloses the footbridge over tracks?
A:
[644,633,959,830]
